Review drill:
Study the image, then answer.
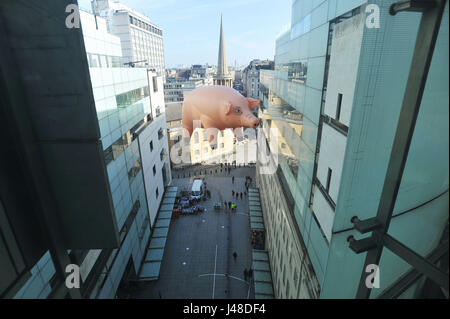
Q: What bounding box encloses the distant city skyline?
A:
[77,0,291,68]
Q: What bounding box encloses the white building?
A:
[163,79,205,103]
[242,59,273,98]
[92,0,165,76]
[78,10,171,298]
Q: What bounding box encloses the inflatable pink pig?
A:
[182,85,260,136]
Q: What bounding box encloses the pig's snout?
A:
[241,113,260,128]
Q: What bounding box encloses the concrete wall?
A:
[321,0,449,298]
[138,115,169,226]
[323,12,365,126]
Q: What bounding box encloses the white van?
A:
[190,179,204,200]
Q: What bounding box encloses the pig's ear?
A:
[247,98,260,110]
[223,101,232,115]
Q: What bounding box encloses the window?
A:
[152,76,158,92]
[116,86,150,108]
[290,13,311,40]
[194,132,199,144]
[155,187,159,198]
[158,128,164,139]
[99,55,107,68]
[150,140,153,151]
[336,93,343,121]
[90,53,99,67]
[326,168,332,193]
[128,159,142,183]
[153,164,156,176]
[293,268,298,286]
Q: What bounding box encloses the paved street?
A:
[130,165,256,299]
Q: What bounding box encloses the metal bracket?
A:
[347,236,378,254]
[351,216,382,234]
[390,0,437,16]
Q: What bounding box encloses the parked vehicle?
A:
[181,208,194,214]
[192,206,204,214]
[180,200,190,208]
[190,179,205,200]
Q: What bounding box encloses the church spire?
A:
[217,14,229,77]
[214,15,233,87]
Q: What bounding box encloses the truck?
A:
[190,179,205,200]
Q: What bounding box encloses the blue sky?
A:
[78,0,292,68]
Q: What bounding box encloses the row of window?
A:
[103,115,148,166]
[131,31,163,45]
[128,159,142,183]
[290,13,311,40]
[276,60,308,84]
[129,15,162,36]
[193,143,225,156]
[104,133,130,166]
[87,53,122,68]
[116,86,150,109]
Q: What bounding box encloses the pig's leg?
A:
[201,116,220,149]
[182,117,193,137]
[200,115,215,130]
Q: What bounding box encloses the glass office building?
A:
[257,0,448,298]
[7,9,171,299]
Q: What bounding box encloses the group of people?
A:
[223,201,236,213]
[231,190,246,200]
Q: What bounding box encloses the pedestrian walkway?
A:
[247,188,274,299]
[139,186,178,281]
[252,250,274,299]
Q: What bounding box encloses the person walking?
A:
[244,269,248,281]
[240,192,243,199]
[233,251,237,260]
[248,268,253,279]
[232,190,234,196]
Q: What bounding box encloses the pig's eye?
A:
[234,107,242,114]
